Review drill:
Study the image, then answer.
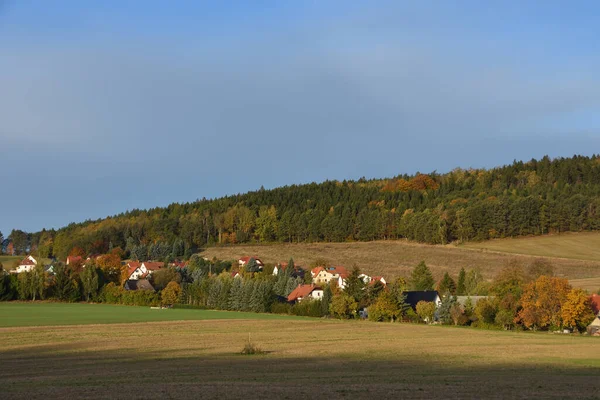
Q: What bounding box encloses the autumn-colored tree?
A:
[329,293,358,319]
[517,276,571,330]
[416,301,436,323]
[161,281,182,305]
[69,247,86,258]
[368,290,400,322]
[96,253,122,283]
[561,288,596,332]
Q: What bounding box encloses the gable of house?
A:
[287,284,322,302]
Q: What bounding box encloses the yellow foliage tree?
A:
[161,281,182,305]
[561,288,596,332]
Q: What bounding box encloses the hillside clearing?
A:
[1,307,599,399]
[462,232,600,261]
[200,239,600,282]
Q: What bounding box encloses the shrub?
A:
[291,300,323,317]
[270,302,292,315]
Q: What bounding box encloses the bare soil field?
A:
[200,240,600,282]
[1,316,599,399]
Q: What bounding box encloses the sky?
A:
[1,1,600,236]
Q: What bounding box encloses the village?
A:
[5,252,600,335]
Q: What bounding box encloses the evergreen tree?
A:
[437,272,457,295]
[437,294,457,324]
[52,264,80,302]
[241,280,254,311]
[321,285,332,316]
[228,277,244,311]
[410,261,434,291]
[457,268,466,295]
[245,258,260,273]
[344,266,365,303]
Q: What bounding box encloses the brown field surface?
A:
[462,231,600,261]
[1,317,600,399]
[200,240,600,282]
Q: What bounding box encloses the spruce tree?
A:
[437,272,457,295]
[410,261,434,291]
[321,284,332,316]
[228,278,243,311]
[457,268,466,295]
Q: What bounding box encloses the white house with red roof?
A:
[238,256,264,270]
[126,261,164,280]
[312,266,349,287]
[16,256,38,273]
[287,284,323,303]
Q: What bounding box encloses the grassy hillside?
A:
[462,231,600,261]
[1,307,599,399]
[0,256,21,271]
[200,239,600,282]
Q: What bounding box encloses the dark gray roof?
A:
[124,279,155,291]
[403,291,440,309]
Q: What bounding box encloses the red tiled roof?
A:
[127,261,142,269]
[20,258,35,266]
[142,262,163,271]
[287,284,321,302]
[66,256,82,264]
[590,294,600,315]
[239,256,263,265]
[171,261,188,268]
[311,266,324,276]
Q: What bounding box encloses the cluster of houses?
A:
[8,253,600,333]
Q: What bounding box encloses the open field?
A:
[0,255,21,270]
[0,303,303,328]
[1,303,599,399]
[200,239,600,282]
[463,232,600,262]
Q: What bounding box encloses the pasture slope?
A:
[0,303,599,399]
[200,233,600,287]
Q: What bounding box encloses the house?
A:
[124,279,155,291]
[403,291,442,311]
[339,273,387,290]
[170,261,189,269]
[238,256,264,270]
[456,296,491,308]
[587,316,600,336]
[126,261,163,280]
[16,256,38,273]
[66,256,82,265]
[287,284,323,303]
[273,262,305,279]
[312,266,348,286]
[231,270,242,279]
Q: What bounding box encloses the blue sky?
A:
[1,1,599,235]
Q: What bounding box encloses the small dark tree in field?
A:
[411,261,434,291]
[527,259,554,281]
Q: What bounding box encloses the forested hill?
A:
[15,155,600,260]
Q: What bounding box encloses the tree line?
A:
[6,155,600,260]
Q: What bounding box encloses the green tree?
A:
[81,265,100,302]
[321,284,332,316]
[368,290,400,322]
[344,266,365,304]
[410,261,434,291]
[464,268,483,295]
[228,277,244,311]
[52,264,80,302]
[456,268,466,295]
[329,293,358,319]
[437,272,456,295]
[245,258,261,273]
[437,295,457,324]
[416,301,436,323]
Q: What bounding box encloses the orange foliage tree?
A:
[69,247,86,258]
[517,276,571,330]
[561,288,596,332]
[96,253,123,283]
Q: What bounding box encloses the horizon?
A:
[2,1,600,235]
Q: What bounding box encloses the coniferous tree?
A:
[457,268,466,295]
[321,285,332,316]
[437,272,457,295]
[228,277,243,311]
[410,261,435,291]
[81,265,100,301]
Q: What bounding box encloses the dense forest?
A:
[6,155,600,261]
